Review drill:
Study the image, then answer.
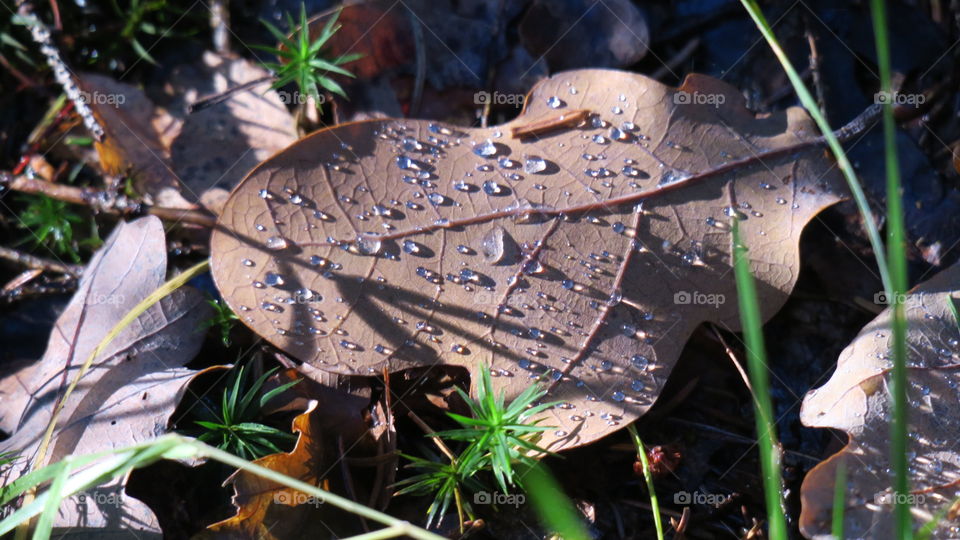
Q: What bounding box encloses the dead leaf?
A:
[210,69,845,451]
[0,216,211,537]
[78,73,191,209]
[169,52,298,214]
[800,264,960,539]
[201,377,393,539]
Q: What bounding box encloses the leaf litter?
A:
[0,216,211,536]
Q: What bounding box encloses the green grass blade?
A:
[737,0,891,296]
[627,425,664,540]
[32,457,71,540]
[868,1,911,537]
[831,458,847,539]
[731,220,787,540]
[521,462,589,540]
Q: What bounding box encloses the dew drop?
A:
[631,354,649,369]
[355,234,383,255]
[261,302,283,313]
[265,236,289,250]
[264,272,285,287]
[481,227,519,265]
[428,192,448,206]
[523,155,546,174]
[473,139,497,157]
[547,96,564,109]
[482,180,508,196]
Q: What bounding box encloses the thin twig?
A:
[651,38,700,81]
[18,4,103,141]
[187,75,275,113]
[3,173,217,228]
[405,410,456,462]
[804,19,826,116]
[708,323,754,395]
[0,245,82,275]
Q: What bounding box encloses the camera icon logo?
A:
[474,491,492,504]
[674,291,691,305]
[474,91,491,105]
[674,491,691,504]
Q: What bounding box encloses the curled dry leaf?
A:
[800,264,960,539]
[0,216,211,537]
[201,372,394,539]
[210,69,845,450]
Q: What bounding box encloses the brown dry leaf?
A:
[210,69,845,451]
[78,73,192,209]
[201,373,392,539]
[0,216,211,537]
[169,52,298,214]
[800,264,960,539]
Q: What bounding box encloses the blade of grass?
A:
[627,424,664,540]
[831,458,847,539]
[2,434,445,540]
[731,220,787,540]
[916,496,960,540]
[869,1,911,537]
[737,0,891,296]
[521,462,590,540]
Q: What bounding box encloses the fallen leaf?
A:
[0,216,211,537]
[210,69,845,450]
[78,73,191,209]
[800,264,960,539]
[201,376,393,539]
[169,52,298,214]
